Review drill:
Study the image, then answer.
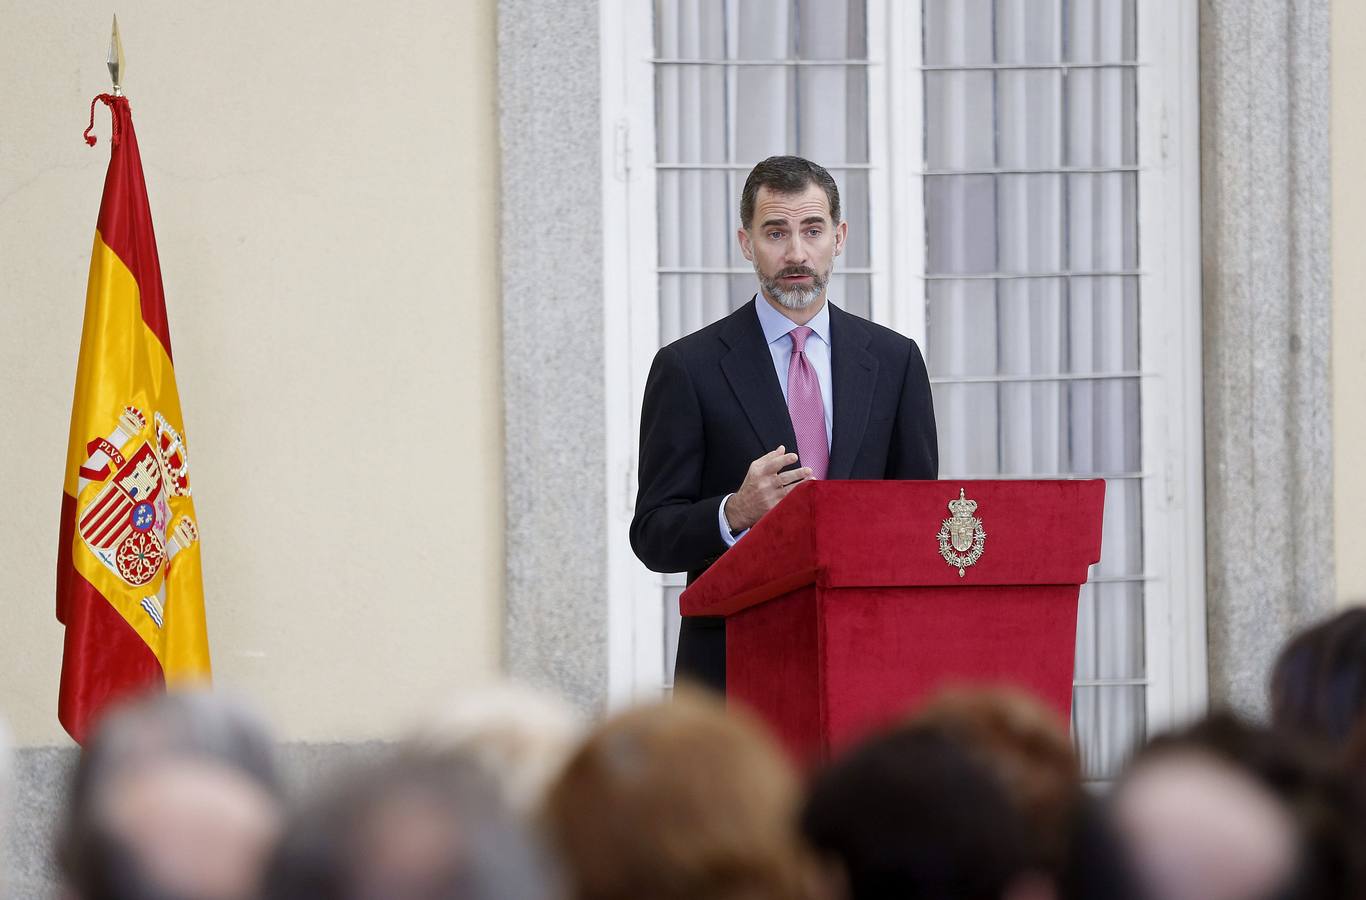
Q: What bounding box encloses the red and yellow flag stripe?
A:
[57,96,210,744]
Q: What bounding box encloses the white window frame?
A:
[601,0,662,704]
[1132,0,1208,730]
[599,0,1207,731]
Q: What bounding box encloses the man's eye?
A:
[807,229,823,237]
[768,232,784,240]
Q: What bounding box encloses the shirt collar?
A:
[753,293,832,347]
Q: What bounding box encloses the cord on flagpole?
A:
[85,15,127,148]
[83,94,125,148]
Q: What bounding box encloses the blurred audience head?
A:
[802,718,1054,900]
[1271,606,1366,759]
[1113,712,1366,900]
[910,689,1080,871]
[264,750,556,900]
[408,680,582,817]
[908,688,1140,900]
[69,687,282,811]
[60,689,285,900]
[544,689,817,900]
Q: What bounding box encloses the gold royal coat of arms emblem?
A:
[937,488,986,577]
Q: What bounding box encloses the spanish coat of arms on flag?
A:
[56,93,211,744]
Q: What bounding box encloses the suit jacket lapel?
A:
[720,300,798,455]
[827,304,878,480]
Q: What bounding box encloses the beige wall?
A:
[1334,0,1366,604]
[0,1,503,745]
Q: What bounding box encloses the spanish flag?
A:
[56,94,210,744]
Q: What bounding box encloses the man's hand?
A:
[723,446,812,533]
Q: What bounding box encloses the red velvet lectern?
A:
[679,480,1105,761]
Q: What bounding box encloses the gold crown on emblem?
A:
[948,488,977,518]
[117,405,146,436]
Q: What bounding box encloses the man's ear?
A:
[737,226,754,262]
[834,219,848,258]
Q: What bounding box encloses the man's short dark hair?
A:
[740,156,841,229]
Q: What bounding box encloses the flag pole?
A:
[107,15,124,97]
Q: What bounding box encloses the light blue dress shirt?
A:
[718,295,835,546]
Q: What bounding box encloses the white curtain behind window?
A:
[923,0,1142,779]
[654,0,872,673]
[655,0,872,351]
[652,0,1144,779]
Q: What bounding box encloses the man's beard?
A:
[755,263,830,311]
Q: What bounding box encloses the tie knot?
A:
[788,325,813,353]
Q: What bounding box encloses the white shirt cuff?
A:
[719,493,748,547]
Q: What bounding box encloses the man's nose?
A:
[783,235,807,264]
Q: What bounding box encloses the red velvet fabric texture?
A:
[727,585,824,765]
[726,584,1079,762]
[681,479,1105,617]
[820,585,1078,753]
[682,480,1105,761]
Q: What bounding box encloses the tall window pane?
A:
[922,0,1144,779]
[654,0,874,352]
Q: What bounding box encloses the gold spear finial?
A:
[107,15,125,96]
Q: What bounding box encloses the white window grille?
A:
[601,0,1205,780]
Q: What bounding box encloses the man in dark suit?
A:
[630,156,938,692]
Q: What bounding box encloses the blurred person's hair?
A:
[543,689,819,900]
[910,689,1080,869]
[801,722,1052,900]
[909,689,1141,900]
[407,680,582,817]
[1271,606,1366,757]
[68,688,281,811]
[1120,712,1366,900]
[263,750,556,900]
[1345,720,1366,775]
[65,757,282,900]
[58,689,284,899]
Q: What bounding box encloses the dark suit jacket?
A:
[630,298,938,691]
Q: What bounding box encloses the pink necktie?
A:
[786,326,829,480]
